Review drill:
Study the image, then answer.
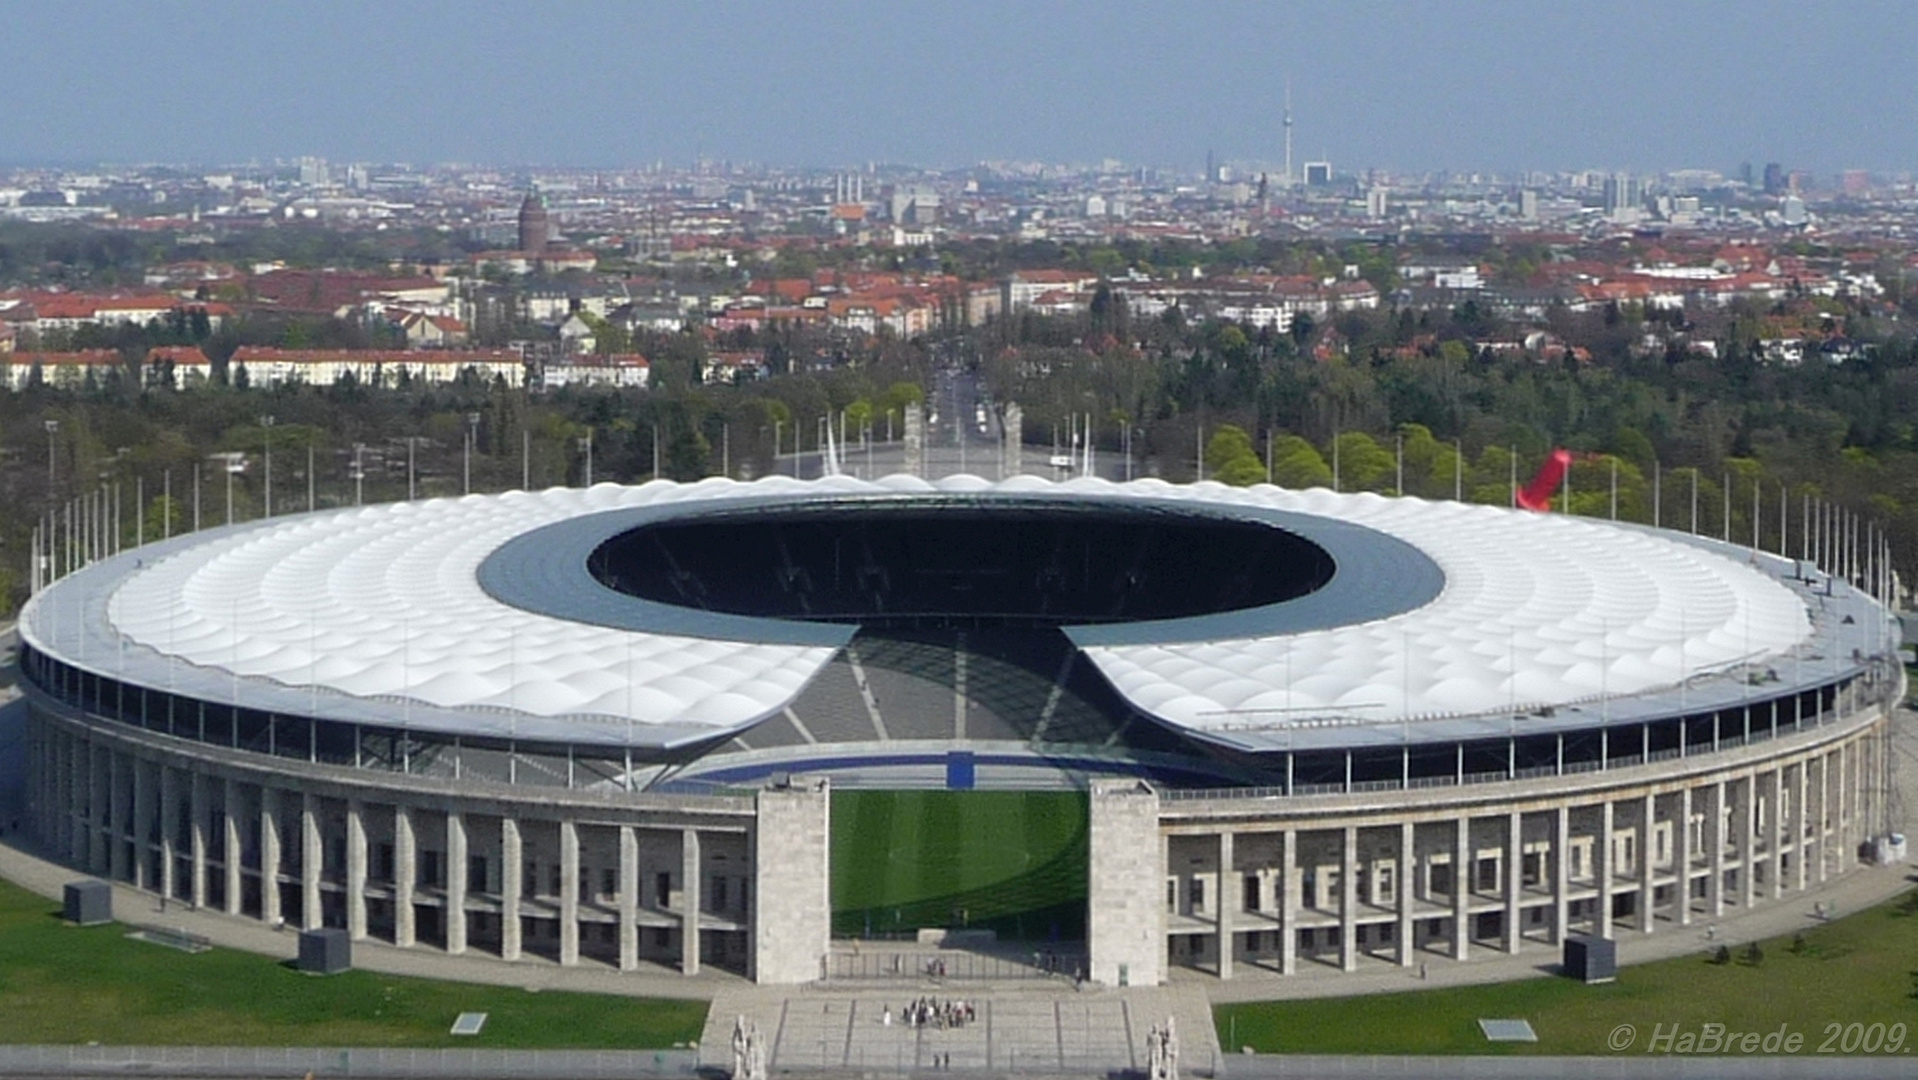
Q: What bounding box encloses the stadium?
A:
[14,473,1906,987]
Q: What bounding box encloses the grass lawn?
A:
[831,790,1087,940]
[1217,889,1918,1055]
[0,877,705,1048]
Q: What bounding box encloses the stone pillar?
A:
[1595,800,1613,940]
[1218,830,1236,979]
[1279,827,1298,976]
[1504,810,1523,953]
[1836,741,1849,848]
[394,805,416,947]
[559,819,580,966]
[1553,805,1570,944]
[1339,825,1358,972]
[501,817,523,961]
[189,771,208,908]
[1676,787,1693,927]
[618,825,639,972]
[754,777,834,985]
[1396,822,1415,967]
[88,744,107,873]
[301,792,322,929]
[1795,760,1810,892]
[445,811,468,955]
[222,778,243,916]
[346,801,368,939]
[260,788,281,927]
[159,765,178,904]
[1740,775,1757,910]
[107,753,127,881]
[1450,815,1470,960]
[1817,754,1831,885]
[1709,781,1727,917]
[1638,793,1656,934]
[1771,767,1787,901]
[678,826,699,975]
[131,758,152,891]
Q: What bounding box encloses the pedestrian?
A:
[1418,961,1427,981]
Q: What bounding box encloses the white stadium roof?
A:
[26,474,1822,749]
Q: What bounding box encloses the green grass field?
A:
[0,877,705,1048]
[1217,890,1918,1056]
[831,790,1088,941]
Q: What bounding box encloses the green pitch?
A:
[831,790,1088,941]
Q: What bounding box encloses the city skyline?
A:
[5,1,1916,176]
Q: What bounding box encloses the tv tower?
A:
[1282,78,1294,188]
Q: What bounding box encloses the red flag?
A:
[1516,448,1572,511]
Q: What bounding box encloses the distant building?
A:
[1762,162,1786,195]
[517,192,550,254]
[1303,161,1333,187]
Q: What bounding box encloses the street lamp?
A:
[259,415,275,518]
[351,443,365,506]
[407,436,417,500]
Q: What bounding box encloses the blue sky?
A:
[7,1,1915,175]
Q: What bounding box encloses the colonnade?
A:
[25,707,831,983]
[1090,706,1892,986]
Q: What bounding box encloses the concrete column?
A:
[107,753,127,881]
[131,758,152,891]
[1676,787,1693,926]
[1504,810,1523,953]
[1709,781,1727,916]
[1740,774,1757,910]
[501,817,523,961]
[1218,830,1236,979]
[754,778,835,985]
[260,788,281,926]
[188,770,208,908]
[222,778,243,916]
[108,752,128,881]
[559,819,580,966]
[394,805,417,947]
[1279,827,1298,976]
[618,825,639,972]
[679,826,700,975]
[1771,767,1787,901]
[1638,793,1656,934]
[301,792,322,929]
[1396,821,1415,967]
[1553,805,1570,944]
[346,801,367,939]
[88,744,106,873]
[159,765,178,904]
[1339,825,1357,972]
[1595,800,1613,940]
[445,811,468,955]
[1817,754,1831,885]
[1836,740,1849,842]
[1795,759,1810,892]
[1451,814,1469,960]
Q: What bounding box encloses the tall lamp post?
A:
[44,419,58,497]
[464,412,480,495]
[259,415,275,517]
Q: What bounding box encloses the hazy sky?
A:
[7,1,1915,176]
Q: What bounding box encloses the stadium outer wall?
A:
[1089,667,1899,986]
[21,654,1901,988]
